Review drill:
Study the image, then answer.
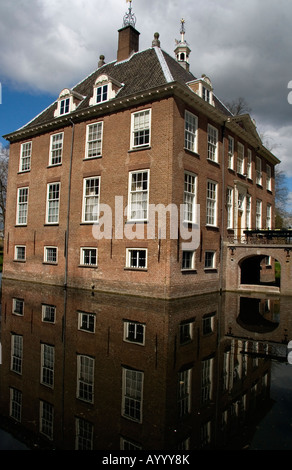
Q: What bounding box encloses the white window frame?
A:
[183,171,197,223]
[12,298,24,316]
[42,304,56,323]
[14,245,26,261]
[16,187,29,225]
[123,321,145,345]
[184,111,198,153]
[9,388,22,422]
[39,400,54,440]
[226,187,234,229]
[78,311,96,333]
[60,97,70,115]
[246,194,252,229]
[228,136,234,170]
[131,109,151,149]
[49,133,63,166]
[122,367,144,423]
[237,142,245,175]
[256,199,262,229]
[40,343,54,388]
[85,122,103,159]
[178,368,192,417]
[82,177,100,223]
[77,355,95,403]
[247,149,252,179]
[206,180,218,226]
[204,251,216,270]
[179,320,194,344]
[80,247,98,267]
[266,164,272,191]
[19,142,32,172]
[126,248,148,269]
[256,157,262,186]
[266,204,272,229]
[11,334,23,375]
[182,250,195,270]
[46,183,60,224]
[75,418,94,451]
[128,170,149,222]
[44,246,58,264]
[207,124,218,162]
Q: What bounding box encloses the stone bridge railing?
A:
[227,229,292,246]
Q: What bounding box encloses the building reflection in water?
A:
[0,279,291,450]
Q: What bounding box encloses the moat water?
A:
[0,278,291,452]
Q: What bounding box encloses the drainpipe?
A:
[219,121,226,294]
[64,119,75,288]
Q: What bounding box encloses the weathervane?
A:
[123,0,136,28]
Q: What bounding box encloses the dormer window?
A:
[54,88,83,118]
[187,75,214,107]
[89,75,123,107]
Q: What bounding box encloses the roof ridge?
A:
[153,46,174,83]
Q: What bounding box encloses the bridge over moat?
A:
[224,230,292,296]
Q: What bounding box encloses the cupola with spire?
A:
[174,19,191,71]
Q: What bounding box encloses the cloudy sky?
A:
[1,0,292,208]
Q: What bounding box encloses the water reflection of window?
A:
[75,418,93,450]
[40,400,54,440]
[122,367,143,423]
[9,387,22,422]
[78,312,96,333]
[176,437,190,450]
[120,437,142,450]
[42,304,56,323]
[200,421,211,448]
[179,320,194,344]
[222,350,231,391]
[123,321,145,345]
[77,355,95,403]
[12,298,24,316]
[202,313,215,335]
[201,358,213,404]
[11,334,23,374]
[178,368,192,417]
[41,344,54,388]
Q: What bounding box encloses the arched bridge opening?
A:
[240,255,281,288]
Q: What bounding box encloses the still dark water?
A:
[0,278,291,451]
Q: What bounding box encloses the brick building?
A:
[3,13,279,299]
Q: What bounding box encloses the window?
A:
[11,334,23,374]
[201,358,213,404]
[42,304,56,323]
[206,181,217,226]
[49,133,63,166]
[44,246,58,264]
[12,298,24,316]
[40,401,54,440]
[122,367,144,422]
[75,418,93,451]
[15,245,26,261]
[266,204,272,229]
[16,187,29,225]
[246,195,251,229]
[203,86,211,103]
[131,110,151,149]
[266,164,272,191]
[82,177,100,223]
[10,388,22,422]
[256,157,262,185]
[77,355,95,403]
[96,84,108,103]
[180,320,194,344]
[126,248,147,269]
[226,188,233,229]
[78,311,96,333]
[237,142,244,174]
[128,170,149,221]
[228,136,234,169]
[86,122,103,158]
[80,248,98,266]
[205,251,215,269]
[123,321,145,345]
[183,172,197,223]
[46,183,60,224]
[182,251,195,270]
[20,142,32,172]
[184,111,198,152]
[120,438,142,451]
[247,149,252,179]
[207,124,218,162]
[60,97,70,115]
[256,199,262,229]
[203,313,215,334]
[41,344,54,388]
[178,368,192,417]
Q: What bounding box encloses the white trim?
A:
[153,47,174,83]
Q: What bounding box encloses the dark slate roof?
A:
[15,46,231,134]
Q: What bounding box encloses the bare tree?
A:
[0,143,9,229]
[224,96,252,115]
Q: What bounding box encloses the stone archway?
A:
[240,255,280,287]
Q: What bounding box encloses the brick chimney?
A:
[117,25,140,62]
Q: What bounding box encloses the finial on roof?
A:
[180,18,186,42]
[174,18,191,71]
[152,32,160,47]
[123,0,136,28]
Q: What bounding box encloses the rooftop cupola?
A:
[117,0,140,62]
[174,18,191,71]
